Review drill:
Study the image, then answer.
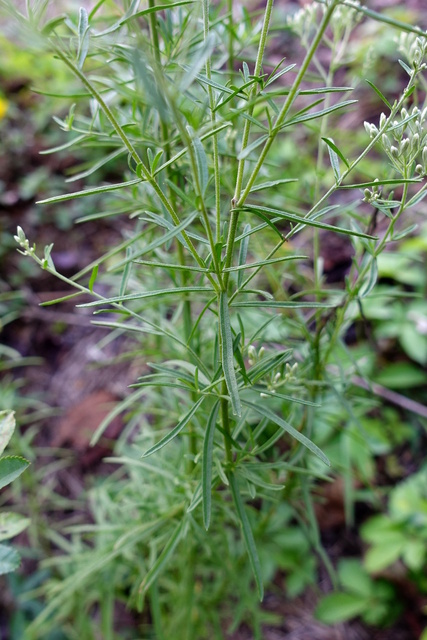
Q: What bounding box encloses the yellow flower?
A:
[0,97,9,120]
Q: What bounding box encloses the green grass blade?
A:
[219,292,242,417]
[202,402,220,530]
[142,398,205,458]
[242,400,330,466]
[229,473,264,601]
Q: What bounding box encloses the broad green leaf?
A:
[36,179,142,205]
[0,513,30,542]
[202,402,220,530]
[0,410,15,456]
[338,559,373,597]
[142,398,205,458]
[219,292,242,417]
[0,544,21,575]
[137,519,186,607]
[229,473,264,601]
[242,400,330,466]
[79,286,213,307]
[0,456,30,490]
[364,541,405,573]
[315,592,369,624]
[240,204,376,239]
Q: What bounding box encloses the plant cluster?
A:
[2,0,427,637]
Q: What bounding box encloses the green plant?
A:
[315,558,400,626]
[6,0,427,637]
[0,410,30,574]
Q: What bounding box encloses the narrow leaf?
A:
[231,300,334,309]
[36,179,142,205]
[202,402,220,530]
[229,473,264,600]
[322,137,349,169]
[88,265,98,293]
[359,258,378,298]
[79,286,213,307]
[142,398,204,458]
[240,204,376,239]
[138,519,186,606]
[219,292,242,417]
[365,80,391,109]
[242,400,330,466]
[250,178,298,193]
[77,7,90,69]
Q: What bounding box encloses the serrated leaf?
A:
[142,398,204,458]
[0,410,15,456]
[0,513,30,542]
[219,292,242,417]
[229,473,264,600]
[0,456,30,490]
[202,402,220,530]
[242,400,329,466]
[0,544,21,575]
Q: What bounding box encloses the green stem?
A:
[203,0,221,244]
[224,0,275,291]
[236,0,340,208]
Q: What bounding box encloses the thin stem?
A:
[237,0,340,208]
[203,0,221,244]
[224,0,275,291]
